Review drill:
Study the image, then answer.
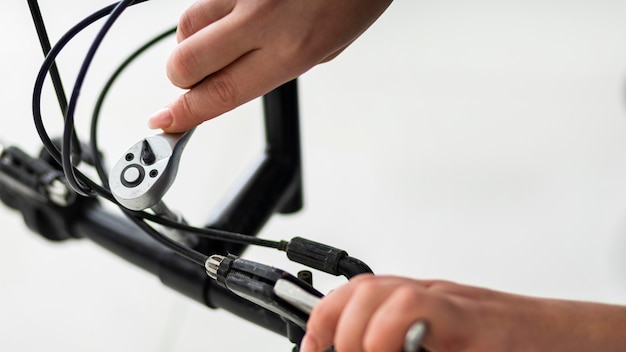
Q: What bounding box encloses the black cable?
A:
[123,209,208,266]
[139,211,288,250]
[32,2,120,201]
[26,0,82,161]
[61,0,137,197]
[27,0,68,114]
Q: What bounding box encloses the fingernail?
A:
[300,334,319,352]
[147,107,173,129]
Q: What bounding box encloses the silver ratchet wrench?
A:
[110,128,195,211]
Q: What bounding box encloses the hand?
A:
[148,0,393,132]
[301,274,626,352]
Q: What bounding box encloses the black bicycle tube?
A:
[202,80,303,255]
[71,204,289,337]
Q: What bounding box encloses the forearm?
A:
[444,290,626,352]
[526,298,626,351]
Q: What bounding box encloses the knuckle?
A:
[176,93,194,119]
[171,91,207,128]
[348,273,376,285]
[273,45,312,76]
[171,93,198,126]
[393,285,428,310]
[429,280,459,291]
[389,285,443,320]
[204,73,239,109]
[354,280,384,297]
[363,288,434,352]
[333,338,354,352]
[176,12,194,42]
[428,280,482,298]
[167,45,198,88]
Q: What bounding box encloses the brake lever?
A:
[109,128,195,211]
[206,254,428,352]
[205,254,322,330]
[274,280,428,352]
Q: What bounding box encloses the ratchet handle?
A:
[109,128,194,210]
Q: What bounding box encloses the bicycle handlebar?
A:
[72,202,292,338]
[0,129,374,350]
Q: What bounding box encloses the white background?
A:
[2,0,626,351]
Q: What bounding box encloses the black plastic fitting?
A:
[286,237,373,279]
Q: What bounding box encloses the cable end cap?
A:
[205,254,225,280]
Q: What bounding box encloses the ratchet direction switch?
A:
[110,129,195,211]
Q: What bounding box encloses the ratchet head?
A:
[110,128,194,211]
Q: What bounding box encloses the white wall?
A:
[2,1,626,351]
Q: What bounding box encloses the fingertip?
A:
[300,334,320,352]
[147,107,173,130]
